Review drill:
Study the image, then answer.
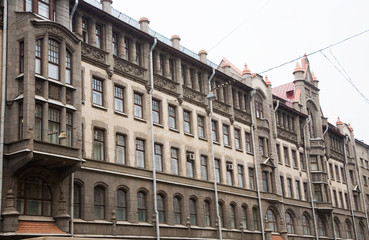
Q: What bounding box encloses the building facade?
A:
[0,0,368,239]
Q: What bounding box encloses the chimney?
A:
[139,17,150,33]
[198,50,207,64]
[100,0,112,14]
[170,35,181,49]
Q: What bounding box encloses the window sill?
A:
[169,127,180,133]
[134,117,146,123]
[285,164,291,167]
[48,77,64,86]
[35,73,47,80]
[246,151,254,155]
[65,83,76,89]
[213,141,220,145]
[199,137,208,142]
[293,167,299,170]
[224,144,232,149]
[92,104,108,111]
[114,110,128,118]
[236,148,243,153]
[184,132,194,137]
[153,122,164,128]
[16,73,25,79]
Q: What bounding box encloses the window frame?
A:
[95,24,102,49]
[137,191,147,222]
[116,134,126,164]
[93,128,105,160]
[48,39,60,80]
[114,85,124,113]
[197,116,205,138]
[92,78,103,106]
[152,99,161,124]
[48,107,60,144]
[136,139,145,168]
[154,143,163,172]
[117,189,127,220]
[223,124,230,146]
[94,186,105,220]
[183,110,191,134]
[168,105,177,129]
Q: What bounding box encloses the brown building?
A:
[0,0,368,239]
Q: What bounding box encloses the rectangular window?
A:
[181,65,186,85]
[341,167,346,183]
[303,182,309,201]
[134,93,143,118]
[124,38,130,60]
[169,59,175,79]
[35,104,42,141]
[332,190,337,207]
[350,170,355,185]
[197,72,203,93]
[238,165,244,188]
[284,147,289,165]
[245,132,252,153]
[295,180,301,200]
[66,112,73,147]
[112,32,118,55]
[223,125,230,146]
[249,168,255,190]
[259,137,265,156]
[287,178,293,198]
[292,150,297,168]
[35,40,41,74]
[38,0,50,19]
[25,0,32,11]
[276,144,281,164]
[114,86,124,112]
[364,176,367,186]
[300,152,305,170]
[329,163,334,180]
[262,171,269,192]
[171,148,179,175]
[339,192,344,208]
[136,139,145,168]
[96,24,102,49]
[234,129,241,149]
[66,51,72,84]
[201,156,208,181]
[183,110,191,134]
[48,39,59,80]
[116,134,125,164]
[152,99,160,124]
[335,166,340,182]
[280,176,285,197]
[226,163,233,186]
[19,103,23,140]
[211,120,218,142]
[154,144,162,172]
[168,105,176,129]
[314,185,322,202]
[20,41,25,73]
[187,155,194,178]
[215,159,221,183]
[135,43,141,65]
[159,54,165,75]
[48,108,60,144]
[92,78,103,106]
[93,129,104,160]
[310,156,318,171]
[82,18,88,43]
[197,116,205,138]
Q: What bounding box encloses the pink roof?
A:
[219,57,242,75]
[272,82,296,108]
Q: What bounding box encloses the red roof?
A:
[272,82,296,108]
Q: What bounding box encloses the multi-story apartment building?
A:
[0,0,368,240]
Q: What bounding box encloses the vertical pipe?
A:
[249,90,265,240]
[0,0,8,214]
[148,38,159,240]
[70,172,74,236]
[207,68,222,240]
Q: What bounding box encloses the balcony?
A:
[311,172,328,184]
[314,201,333,213]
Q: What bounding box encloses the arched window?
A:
[66,50,72,84]
[230,204,236,228]
[117,189,127,220]
[302,214,311,235]
[285,212,294,233]
[359,223,366,240]
[318,217,327,236]
[267,209,277,232]
[345,220,352,239]
[253,207,259,230]
[173,196,181,224]
[157,194,165,223]
[255,94,263,119]
[307,109,315,138]
[16,176,51,216]
[204,200,211,226]
[241,205,247,229]
[94,186,105,219]
[137,191,147,222]
[334,219,341,238]
[48,39,59,80]
[189,198,197,225]
[73,183,81,218]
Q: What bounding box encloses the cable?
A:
[320,50,369,105]
[258,28,369,75]
[208,0,273,53]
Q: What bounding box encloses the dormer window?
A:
[286,90,294,99]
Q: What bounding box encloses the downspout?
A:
[0,0,8,214]
[353,142,369,233]
[303,115,319,240]
[70,172,74,236]
[273,100,279,138]
[207,68,222,240]
[70,0,79,29]
[344,136,358,240]
[249,90,265,240]
[148,38,159,240]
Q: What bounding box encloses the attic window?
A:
[286,90,294,99]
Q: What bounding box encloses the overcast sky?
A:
[111,0,369,143]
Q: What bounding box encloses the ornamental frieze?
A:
[277,127,298,143]
[49,84,61,101]
[35,79,43,96]
[114,57,144,79]
[81,43,106,64]
[183,86,206,105]
[234,108,251,124]
[154,74,178,92]
[66,89,73,105]
[213,100,230,115]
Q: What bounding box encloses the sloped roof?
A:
[218,57,242,76]
[272,82,296,108]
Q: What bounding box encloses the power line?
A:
[320,50,369,105]
[208,0,273,53]
[258,28,369,75]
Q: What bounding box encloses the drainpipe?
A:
[303,115,319,240]
[344,136,358,240]
[0,0,8,214]
[207,68,222,240]
[70,172,74,236]
[148,38,159,240]
[70,0,79,29]
[273,100,279,138]
[249,90,265,240]
[353,142,369,233]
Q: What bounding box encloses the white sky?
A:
[112,0,369,143]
